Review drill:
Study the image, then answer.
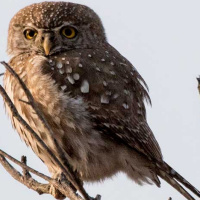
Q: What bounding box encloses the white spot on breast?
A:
[103,81,108,87]
[101,94,109,104]
[110,62,115,66]
[73,73,80,80]
[123,103,129,109]
[88,54,92,58]
[61,85,67,91]
[57,62,63,69]
[62,58,66,61]
[113,94,119,99]
[96,67,101,71]
[67,75,75,84]
[101,58,105,62]
[78,63,83,68]
[81,80,89,93]
[66,61,70,65]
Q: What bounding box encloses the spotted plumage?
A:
[3,2,200,200]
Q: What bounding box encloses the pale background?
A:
[0,0,200,200]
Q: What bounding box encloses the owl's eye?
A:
[24,29,38,40]
[61,27,77,39]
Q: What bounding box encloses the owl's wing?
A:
[88,102,163,161]
[48,45,163,162]
[82,45,162,161]
[85,60,163,161]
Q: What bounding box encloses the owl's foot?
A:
[50,173,68,199]
[50,172,79,199]
[49,185,66,200]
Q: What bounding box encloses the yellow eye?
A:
[61,27,77,39]
[24,29,37,40]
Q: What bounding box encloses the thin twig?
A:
[0,61,89,200]
[0,154,51,195]
[0,149,53,182]
[21,155,32,179]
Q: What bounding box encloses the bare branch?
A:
[21,156,30,177]
[0,153,51,195]
[0,149,54,182]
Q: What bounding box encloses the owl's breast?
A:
[3,54,96,173]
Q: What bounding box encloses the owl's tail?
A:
[156,161,200,200]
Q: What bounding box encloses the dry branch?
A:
[0,150,83,200]
[0,154,50,195]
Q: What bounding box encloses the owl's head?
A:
[7,2,106,57]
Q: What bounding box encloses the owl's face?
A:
[7,2,106,58]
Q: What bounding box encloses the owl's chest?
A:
[3,56,62,150]
[4,55,94,164]
[3,67,55,147]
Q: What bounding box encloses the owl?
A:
[3,2,200,200]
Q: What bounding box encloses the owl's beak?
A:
[43,36,53,56]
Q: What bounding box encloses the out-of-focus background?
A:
[1,1,200,200]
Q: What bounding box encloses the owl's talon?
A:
[49,184,66,200]
[59,172,78,193]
